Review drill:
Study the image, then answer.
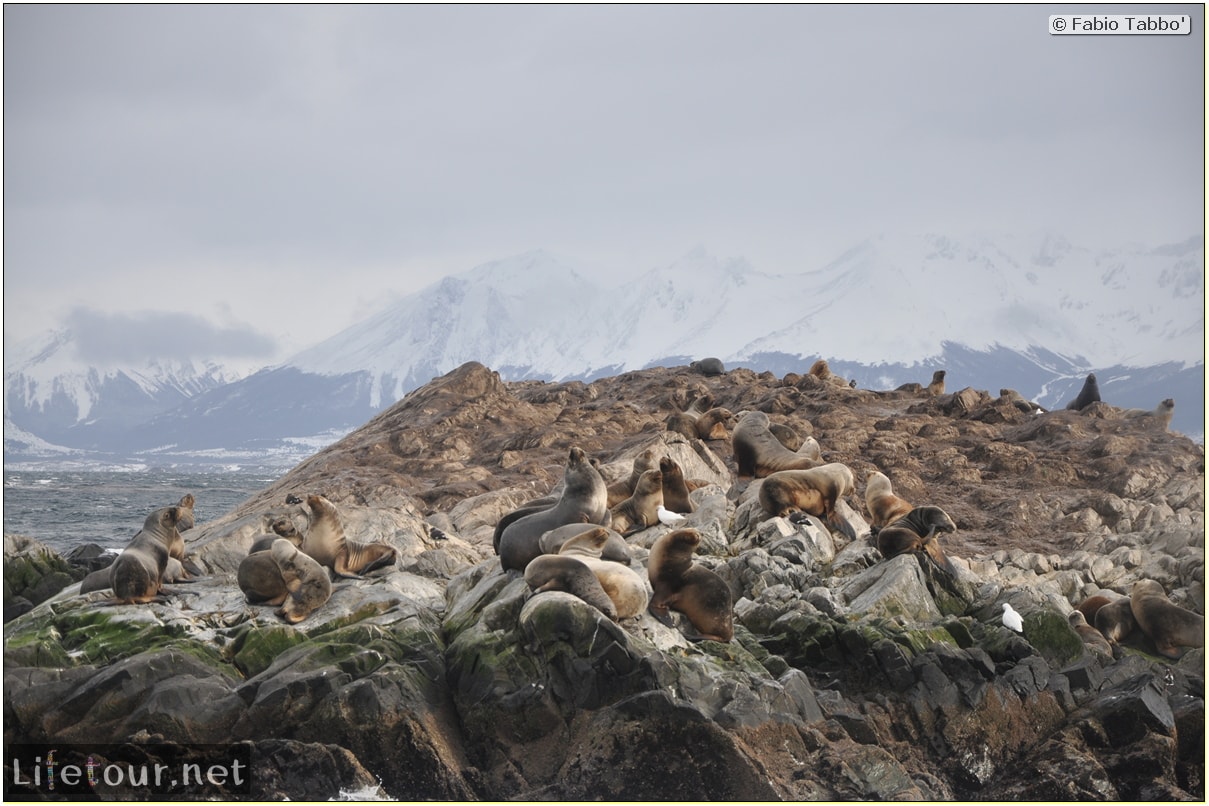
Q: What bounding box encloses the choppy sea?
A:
[2,468,279,555]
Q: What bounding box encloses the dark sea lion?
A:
[1094,596,1136,643]
[525,554,618,620]
[694,407,735,441]
[1130,579,1205,658]
[273,538,333,623]
[647,528,733,642]
[539,523,632,564]
[108,494,196,605]
[302,494,397,579]
[498,446,609,572]
[1065,373,1101,411]
[927,370,946,397]
[689,357,725,376]
[768,422,803,451]
[864,470,914,531]
[732,410,823,479]
[758,463,856,522]
[606,449,660,509]
[248,517,304,555]
[1000,388,1047,414]
[558,528,649,619]
[875,505,959,575]
[493,495,559,554]
[610,469,664,535]
[81,555,195,594]
[658,457,695,514]
[1068,610,1115,661]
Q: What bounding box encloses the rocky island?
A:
[4,360,1204,800]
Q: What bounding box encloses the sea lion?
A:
[497,446,609,572]
[1130,579,1205,658]
[808,359,832,380]
[302,494,398,579]
[665,412,699,440]
[108,495,196,605]
[758,463,856,522]
[1094,596,1136,643]
[1125,399,1175,431]
[238,550,289,605]
[558,528,649,619]
[524,555,618,620]
[689,357,725,376]
[493,495,559,554]
[864,470,914,530]
[81,555,196,594]
[732,410,823,479]
[1068,610,1115,661]
[875,505,959,575]
[539,523,632,564]
[1000,388,1047,415]
[694,407,735,441]
[658,457,695,514]
[768,422,803,451]
[927,370,946,397]
[1075,594,1115,624]
[272,538,333,624]
[1065,373,1101,410]
[606,449,660,509]
[647,528,733,642]
[248,517,304,555]
[609,469,664,535]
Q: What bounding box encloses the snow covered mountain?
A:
[5,232,1203,464]
[4,328,250,455]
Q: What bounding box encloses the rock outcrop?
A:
[4,361,1204,799]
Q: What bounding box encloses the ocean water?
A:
[2,469,279,555]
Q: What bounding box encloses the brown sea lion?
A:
[758,463,856,522]
[81,555,196,594]
[732,410,823,479]
[1094,596,1136,643]
[647,528,733,642]
[609,469,664,535]
[539,523,632,564]
[1125,399,1175,431]
[248,517,304,555]
[864,470,914,530]
[273,538,333,623]
[657,457,695,514]
[525,554,618,620]
[694,407,735,441]
[498,446,609,572]
[108,494,196,604]
[558,528,649,619]
[1065,373,1101,410]
[1068,610,1115,661]
[768,422,803,451]
[302,494,397,579]
[1130,579,1205,658]
[606,449,660,508]
[238,549,289,605]
[1075,594,1115,624]
[927,370,946,396]
[875,505,959,575]
[1000,388,1047,414]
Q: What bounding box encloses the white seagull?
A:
[1001,602,1024,633]
[657,505,687,527]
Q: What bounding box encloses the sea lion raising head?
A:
[732,410,823,480]
[108,494,196,605]
[302,494,397,579]
[1065,373,1101,411]
[647,528,734,642]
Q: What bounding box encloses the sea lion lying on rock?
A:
[647,528,734,642]
[1130,578,1204,658]
[758,463,856,522]
[732,410,823,480]
[875,506,959,575]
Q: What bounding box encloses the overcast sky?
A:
[4,4,1204,367]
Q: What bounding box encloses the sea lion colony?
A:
[79,364,1194,656]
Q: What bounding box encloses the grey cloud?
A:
[65,308,278,364]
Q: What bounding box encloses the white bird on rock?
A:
[1001,603,1024,633]
[657,505,687,527]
